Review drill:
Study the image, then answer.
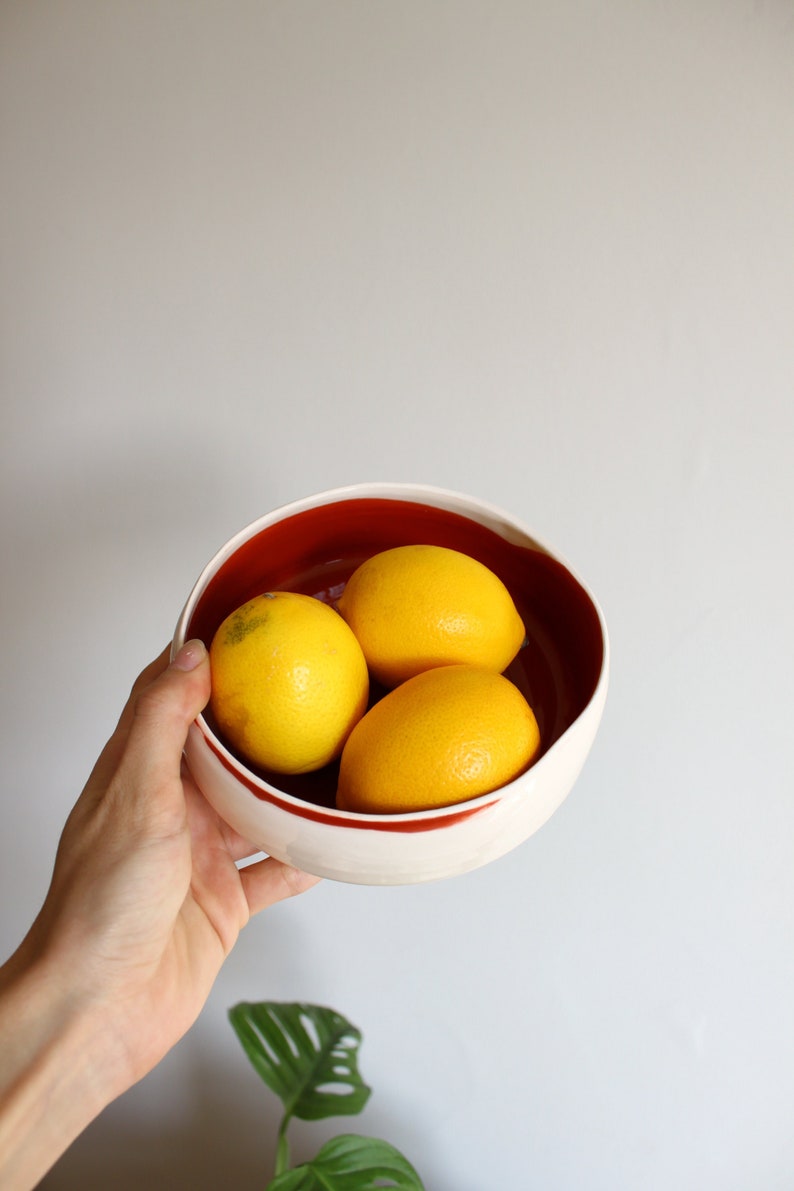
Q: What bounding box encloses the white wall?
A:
[1,3,792,1188]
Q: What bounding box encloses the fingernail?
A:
[171,639,207,671]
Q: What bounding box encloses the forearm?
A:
[0,948,118,1190]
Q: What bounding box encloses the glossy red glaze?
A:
[187,497,604,812]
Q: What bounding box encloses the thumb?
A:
[117,639,211,816]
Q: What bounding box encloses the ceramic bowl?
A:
[171,482,609,885]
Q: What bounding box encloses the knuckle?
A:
[133,677,188,732]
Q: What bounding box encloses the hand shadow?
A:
[39,1038,280,1191]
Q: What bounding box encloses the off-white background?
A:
[1,3,792,1188]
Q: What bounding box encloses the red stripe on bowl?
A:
[199,726,491,833]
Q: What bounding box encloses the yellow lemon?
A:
[336,544,526,688]
[336,664,540,814]
[209,591,369,775]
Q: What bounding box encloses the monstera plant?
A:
[228,1001,426,1191]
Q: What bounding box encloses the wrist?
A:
[0,946,121,1189]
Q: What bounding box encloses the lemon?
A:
[336,544,526,688]
[336,664,540,814]
[209,591,369,775]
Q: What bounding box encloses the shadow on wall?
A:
[2,430,285,674]
[39,1046,280,1191]
[36,1031,454,1191]
[41,1073,458,1191]
[6,430,256,563]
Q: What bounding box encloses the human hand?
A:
[0,641,318,1188]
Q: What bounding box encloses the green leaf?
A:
[228,1002,372,1123]
[265,1134,426,1191]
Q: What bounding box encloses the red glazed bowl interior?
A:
[185,495,604,812]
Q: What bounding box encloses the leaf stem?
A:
[274,1112,291,1177]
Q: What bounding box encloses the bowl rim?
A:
[172,480,610,826]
